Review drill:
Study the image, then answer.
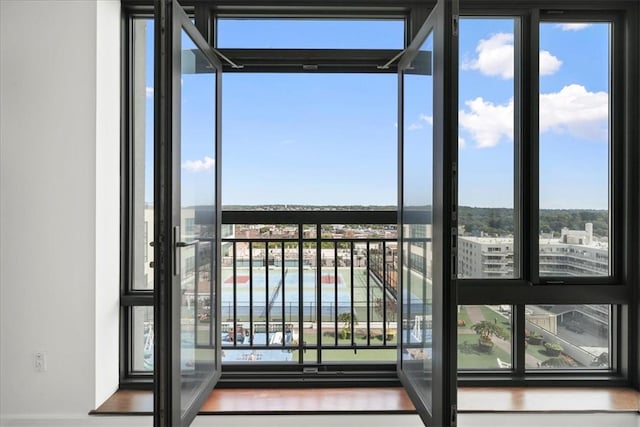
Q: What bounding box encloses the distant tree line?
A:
[459,207,609,238]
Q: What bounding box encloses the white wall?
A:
[0,0,120,421]
[0,1,638,427]
[95,0,122,409]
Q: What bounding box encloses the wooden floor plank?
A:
[92,387,640,415]
[459,387,640,413]
[200,387,415,413]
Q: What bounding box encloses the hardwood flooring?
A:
[92,387,640,415]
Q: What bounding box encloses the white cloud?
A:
[146,87,154,98]
[182,156,215,172]
[459,84,608,148]
[556,23,591,31]
[408,114,433,131]
[419,114,433,126]
[459,97,514,148]
[458,137,466,150]
[539,50,562,76]
[462,33,514,79]
[462,33,561,79]
[540,84,608,140]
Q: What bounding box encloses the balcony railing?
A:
[213,210,400,364]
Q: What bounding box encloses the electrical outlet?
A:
[34,351,47,372]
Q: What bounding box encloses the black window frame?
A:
[456,2,638,386]
[120,11,156,387]
[119,0,640,390]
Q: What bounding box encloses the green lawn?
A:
[457,306,472,327]
[457,333,511,369]
[457,306,512,369]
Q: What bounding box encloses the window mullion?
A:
[526,8,540,286]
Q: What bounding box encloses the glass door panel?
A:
[400,29,435,412]
[154,1,222,426]
[177,28,218,420]
[398,0,458,425]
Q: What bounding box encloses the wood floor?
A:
[92,387,640,415]
[92,387,414,415]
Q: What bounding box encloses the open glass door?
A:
[154,1,223,426]
[397,0,458,425]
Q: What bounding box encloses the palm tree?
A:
[337,312,358,340]
[471,320,508,353]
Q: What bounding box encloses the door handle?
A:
[174,225,199,276]
[176,240,199,247]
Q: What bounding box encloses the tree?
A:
[471,320,508,353]
[337,312,357,340]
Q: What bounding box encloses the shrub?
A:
[544,342,563,357]
[528,333,543,345]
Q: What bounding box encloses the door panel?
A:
[397,0,458,425]
[154,1,223,426]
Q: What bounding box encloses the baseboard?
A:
[2,412,637,427]
[0,415,151,427]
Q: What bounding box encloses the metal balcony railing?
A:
[212,210,400,364]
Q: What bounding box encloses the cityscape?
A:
[135,204,610,371]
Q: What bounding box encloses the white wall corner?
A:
[95,0,122,409]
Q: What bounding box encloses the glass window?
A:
[131,19,155,290]
[132,306,154,372]
[539,22,611,277]
[217,19,404,49]
[458,18,517,279]
[222,73,397,207]
[458,305,512,370]
[525,304,611,370]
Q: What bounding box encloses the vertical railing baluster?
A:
[233,241,237,348]
[298,224,304,364]
[194,242,200,347]
[281,240,286,348]
[249,241,254,346]
[210,239,214,347]
[422,240,428,345]
[406,238,412,349]
[316,224,322,364]
[334,241,338,347]
[366,241,371,347]
[265,242,270,346]
[382,241,387,346]
[350,240,355,349]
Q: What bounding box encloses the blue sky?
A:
[143,17,610,210]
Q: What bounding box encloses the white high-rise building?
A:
[458,223,608,278]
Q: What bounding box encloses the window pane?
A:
[539,22,610,277]
[132,306,154,372]
[217,19,404,49]
[525,305,611,370]
[457,18,516,279]
[222,73,397,207]
[458,305,512,370]
[131,19,154,290]
[400,32,434,411]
